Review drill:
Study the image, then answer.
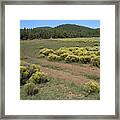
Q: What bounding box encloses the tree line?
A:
[20,24,100,40]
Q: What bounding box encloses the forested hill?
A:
[20,24,100,40]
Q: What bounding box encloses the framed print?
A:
[0,0,119,119]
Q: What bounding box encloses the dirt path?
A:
[40,66,89,84]
[37,58,99,76]
[28,57,100,84]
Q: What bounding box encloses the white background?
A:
[5,5,115,115]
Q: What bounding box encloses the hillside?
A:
[55,24,92,30]
[20,24,100,40]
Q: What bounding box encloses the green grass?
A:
[20,38,99,59]
[20,77,100,100]
[60,37,99,42]
[84,74,100,81]
[41,64,65,71]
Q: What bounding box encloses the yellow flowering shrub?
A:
[20,66,29,85]
[39,48,55,56]
[65,55,79,63]
[38,46,100,67]
[29,71,47,84]
[83,80,100,94]
[47,53,62,61]
[91,56,100,68]
[20,61,47,85]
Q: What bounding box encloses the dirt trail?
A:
[41,66,89,84]
[29,58,100,84]
[38,58,99,76]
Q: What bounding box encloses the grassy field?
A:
[20,38,99,58]
[20,38,100,100]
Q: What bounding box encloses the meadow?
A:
[20,37,100,100]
